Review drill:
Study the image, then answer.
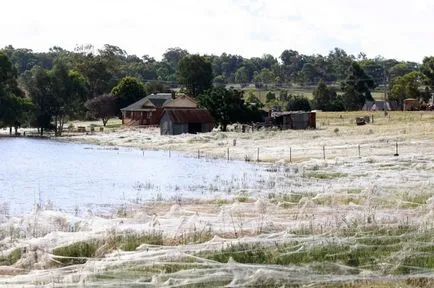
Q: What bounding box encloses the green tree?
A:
[213,75,225,87]
[24,62,88,136]
[421,56,434,90]
[341,62,375,110]
[143,80,168,95]
[286,95,311,111]
[328,47,355,80]
[280,49,305,82]
[78,56,114,98]
[254,68,275,84]
[245,92,263,107]
[389,62,418,81]
[160,47,189,81]
[234,66,249,84]
[265,91,276,103]
[0,52,32,134]
[163,47,189,71]
[389,71,422,106]
[111,76,147,109]
[198,88,259,131]
[300,63,319,85]
[84,93,118,126]
[26,66,55,136]
[176,55,213,97]
[359,60,385,87]
[0,95,33,134]
[1,45,39,74]
[50,61,88,135]
[312,81,343,111]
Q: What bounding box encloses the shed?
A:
[403,98,419,111]
[160,109,214,135]
[270,111,316,130]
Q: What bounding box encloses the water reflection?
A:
[0,138,269,215]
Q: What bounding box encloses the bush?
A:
[287,95,311,111]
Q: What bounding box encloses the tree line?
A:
[2,44,432,87]
[0,44,433,133]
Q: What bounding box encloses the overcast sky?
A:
[1,0,433,62]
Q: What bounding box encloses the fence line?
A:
[134,142,407,163]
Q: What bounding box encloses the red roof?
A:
[164,109,214,124]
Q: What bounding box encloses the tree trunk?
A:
[57,115,65,136]
[9,126,12,136]
[103,118,108,127]
[14,126,18,135]
[54,115,58,136]
[40,127,44,137]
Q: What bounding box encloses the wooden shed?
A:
[160,109,214,135]
[403,98,420,111]
[270,111,316,130]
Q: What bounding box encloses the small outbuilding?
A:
[160,109,214,135]
[403,98,420,111]
[270,111,316,130]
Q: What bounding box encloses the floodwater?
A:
[0,137,269,215]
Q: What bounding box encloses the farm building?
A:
[403,98,420,111]
[160,109,214,135]
[120,93,197,126]
[270,111,316,130]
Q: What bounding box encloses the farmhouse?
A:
[160,109,214,135]
[270,111,316,130]
[120,93,197,126]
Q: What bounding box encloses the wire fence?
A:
[162,141,408,163]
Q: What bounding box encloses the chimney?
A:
[171,90,176,99]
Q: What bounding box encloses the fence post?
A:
[227,147,230,161]
[358,144,361,158]
[257,147,259,162]
[323,145,326,160]
[289,147,292,163]
[198,149,200,159]
[394,142,399,156]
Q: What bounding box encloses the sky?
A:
[1,0,433,62]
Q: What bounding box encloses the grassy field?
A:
[245,88,386,102]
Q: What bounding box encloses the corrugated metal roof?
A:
[270,111,314,118]
[165,109,214,124]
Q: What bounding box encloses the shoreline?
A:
[2,110,434,164]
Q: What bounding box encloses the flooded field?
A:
[0,120,433,287]
[0,138,273,215]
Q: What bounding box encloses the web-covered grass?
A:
[0,146,433,287]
